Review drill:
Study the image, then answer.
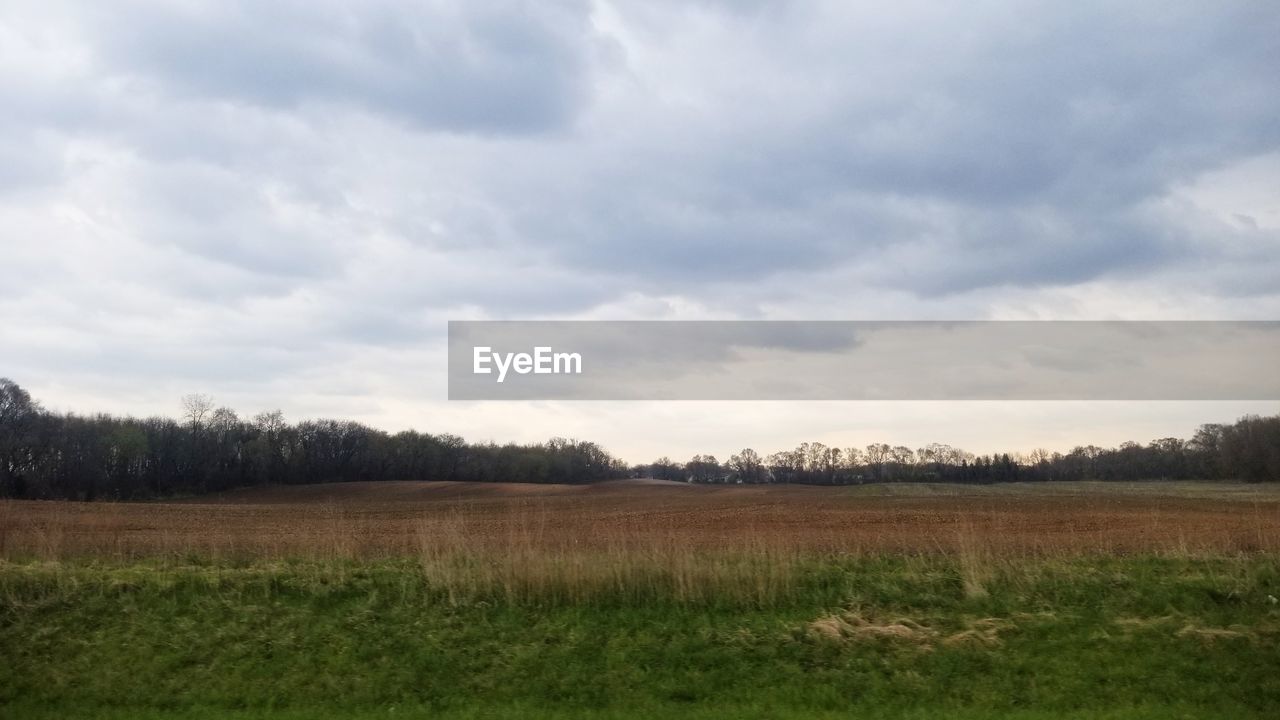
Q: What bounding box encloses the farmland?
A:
[5,479,1280,559]
[3,481,1280,718]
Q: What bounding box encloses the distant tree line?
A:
[639,418,1280,485]
[0,379,626,500]
[3,378,1279,501]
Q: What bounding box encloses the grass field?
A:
[5,479,1280,559]
[3,480,1280,718]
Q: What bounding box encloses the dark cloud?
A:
[465,1,1280,300]
[2,0,1280,425]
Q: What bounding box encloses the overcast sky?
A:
[2,1,1279,463]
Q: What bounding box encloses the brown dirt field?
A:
[2,480,1278,559]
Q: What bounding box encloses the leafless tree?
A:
[181,394,214,431]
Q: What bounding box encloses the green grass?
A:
[2,554,1279,719]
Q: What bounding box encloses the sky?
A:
[2,0,1279,464]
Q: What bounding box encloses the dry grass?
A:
[955,521,995,598]
[1175,624,1254,643]
[808,612,935,644]
[807,612,1013,648]
[413,508,803,605]
[3,480,1277,607]
[5,479,1278,562]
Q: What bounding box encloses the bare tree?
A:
[181,394,214,431]
[0,378,41,496]
[865,443,890,481]
[687,454,720,483]
[728,448,765,483]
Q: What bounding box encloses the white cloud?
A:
[2,0,1279,462]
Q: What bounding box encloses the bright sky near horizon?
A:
[2,1,1279,463]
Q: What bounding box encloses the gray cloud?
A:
[2,0,1280,448]
[89,0,598,135]
[486,1,1280,299]
[5,1,1278,308]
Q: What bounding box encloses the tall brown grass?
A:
[414,508,803,606]
[2,488,1277,570]
[3,491,1279,610]
[955,520,994,599]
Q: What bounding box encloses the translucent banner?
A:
[447,321,1280,400]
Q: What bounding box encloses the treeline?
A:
[0,380,625,500]
[3,378,1279,501]
[640,416,1280,485]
